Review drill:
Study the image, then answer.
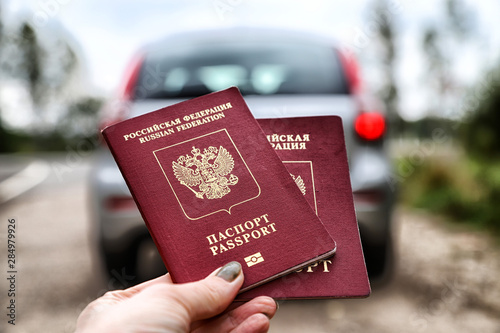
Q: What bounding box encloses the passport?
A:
[238,116,370,299]
[101,87,337,292]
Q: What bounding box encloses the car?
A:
[89,27,395,288]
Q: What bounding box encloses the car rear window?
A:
[133,40,349,99]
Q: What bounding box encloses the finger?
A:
[113,273,173,299]
[192,296,277,333]
[228,297,277,320]
[230,313,270,333]
[129,273,173,291]
[172,261,244,322]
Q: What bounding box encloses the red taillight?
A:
[98,53,144,131]
[353,190,385,205]
[337,49,362,94]
[355,112,385,141]
[119,53,144,100]
[105,196,137,212]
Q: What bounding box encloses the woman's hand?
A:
[75,261,277,333]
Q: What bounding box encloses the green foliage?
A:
[402,117,457,139]
[58,96,103,139]
[0,96,104,153]
[405,28,500,238]
[406,1,498,236]
[460,69,500,160]
[0,125,34,152]
[400,155,500,236]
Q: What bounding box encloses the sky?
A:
[3,0,500,122]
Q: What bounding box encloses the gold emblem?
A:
[291,173,306,196]
[172,146,238,199]
[244,252,264,267]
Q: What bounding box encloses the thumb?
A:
[175,261,244,322]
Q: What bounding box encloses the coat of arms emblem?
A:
[290,173,306,196]
[172,146,239,199]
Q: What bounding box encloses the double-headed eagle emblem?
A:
[172,146,238,200]
[290,173,306,196]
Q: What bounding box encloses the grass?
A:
[397,153,500,238]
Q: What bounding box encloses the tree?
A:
[59,96,103,139]
[16,22,79,113]
[461,68,500,160]
[421,0,476,119]
[372,0,400,134]
[422,25,449,114]
[0,10,83,151]
[18,23,43,105]
[446,0,474,39]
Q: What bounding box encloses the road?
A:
[1,154,500,332]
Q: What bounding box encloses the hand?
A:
[75,261,277,333]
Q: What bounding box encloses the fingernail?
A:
[263,299,279,319]
[216,261,242,282]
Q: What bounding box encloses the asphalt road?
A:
[1,154,499,332]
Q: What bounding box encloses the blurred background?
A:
[1,0,500,332]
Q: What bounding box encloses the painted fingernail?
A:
[216,261,242,282]
[275,300,280,311]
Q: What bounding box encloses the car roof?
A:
[141,26,339,53]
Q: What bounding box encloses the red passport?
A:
[238,116,370,299]
[101,88,337,292]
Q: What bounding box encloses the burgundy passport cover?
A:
[238,116,370,299]
[101,87,336,292]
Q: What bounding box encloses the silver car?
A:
[89,27,394,287]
